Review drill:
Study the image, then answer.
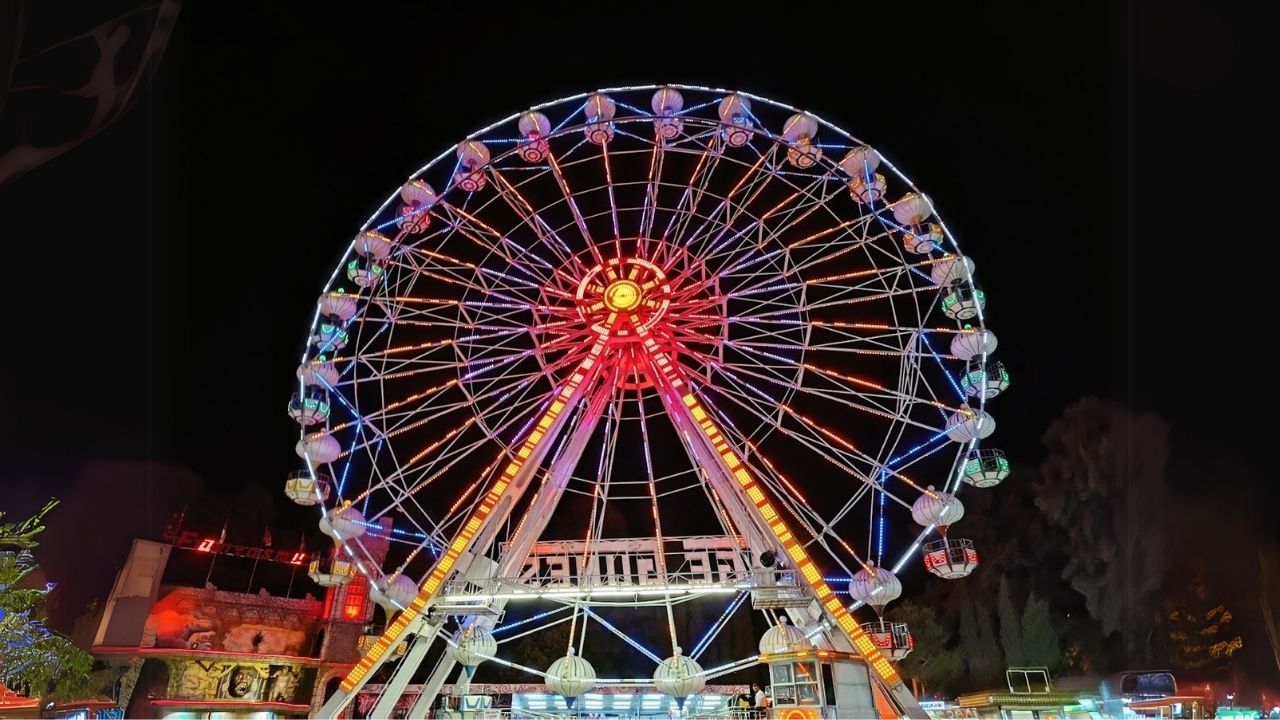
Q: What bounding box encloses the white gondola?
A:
[921,537,979,579]
[312,320,350,350]
[838,146,881,178]
[861,620,914,660]
[849,172,887,204]
[372,574,419,612]
[931,255,976,287]
[517,111,552,162]
[758,617,809,654]
[345,256,383,288]
[352,230,394,259]
[892,192,935,226]
[455,140,490,192]
[651,87,684,140]
[946,405,996,442]
[319,291,359,321]
[950,325,998,360]
[961,359,1010,399]
[782,113,822,168]
[546,649,597,707]
[911,487,965,528]
[450,625,498,677]
[308,556,357,587]
[320,504,367,543]
[718,94,753,147]
[297,359,340,387]
[398,180,437,234]
[961,448,1010,488]
[284,470,331,506]
[942,283,986,320]
[584,94,616,145]
[296,431,341,465]
[903,223,944,254]
[847,563,902,615]
[654,648,705,705]
[288,389,330,425]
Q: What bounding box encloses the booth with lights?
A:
[758,647,895,720]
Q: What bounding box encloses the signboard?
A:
[509,536,752,587]
[165,529,317,566]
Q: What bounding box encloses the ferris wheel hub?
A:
[575,255,673,339]
[603,279,642,311]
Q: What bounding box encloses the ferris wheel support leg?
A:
[368,626,439,719]
[314,616,432,718]
[316,687,352,718]
[406,381,614,719]
[635,332,928,719]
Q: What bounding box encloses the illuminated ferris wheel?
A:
[285,85,1009,719]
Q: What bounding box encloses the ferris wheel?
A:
[285,85,1009,719]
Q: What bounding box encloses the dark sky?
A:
[0,3,1267,624]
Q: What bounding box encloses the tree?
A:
[957,589,1003,689]
[1161,559,1242,673]
[0,499,96,700]
[886,601,963,695]
[1018,594,1063,672]
[1034,397,1171,666]
[997,578,1023,666]
[996,578,1062,672]
[1258,540,1280,677]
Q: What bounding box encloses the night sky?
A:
[0,2,1266,630]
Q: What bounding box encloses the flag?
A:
[218,521,228,545]
[263,526,273,547]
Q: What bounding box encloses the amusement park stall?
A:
[84,529,399,718]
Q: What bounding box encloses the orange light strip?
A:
[636,331,902,687]
[339,341,605,694]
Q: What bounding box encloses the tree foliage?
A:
[0,499,97,700]
[886,601,963,695]
[1018,594,1062,672]
[995,578,1062,672]
[996,579,1023,667]
[1033,397,1171,666]
[1161,560,1242,673]
[957,589,1003,689]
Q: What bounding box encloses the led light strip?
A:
[636,327,903,687]
[339,340,606,693]
[437,585,741,601]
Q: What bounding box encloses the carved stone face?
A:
[228,667,254,698]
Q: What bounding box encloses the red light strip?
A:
[339,340,606,693]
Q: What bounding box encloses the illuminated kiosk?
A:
[287,86,1012,720]
[762,647,909,720]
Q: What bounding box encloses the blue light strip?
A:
[691,591,748,659]
[876,469,887,561]
[581,608,663,664]
[493,607,569,635]
[917,331,964,403]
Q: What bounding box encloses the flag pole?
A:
[205,520,227,588]
[248,525,272,593]
[247,554,261,593]
[287,534,305,598]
